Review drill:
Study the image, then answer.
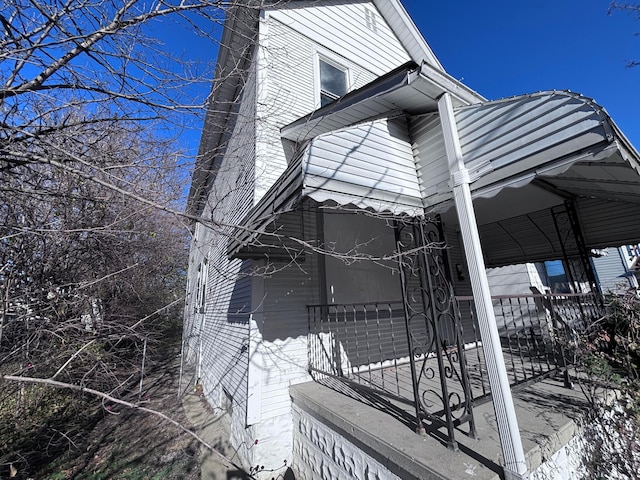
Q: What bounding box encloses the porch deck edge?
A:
[290,381,501,480]
[290,376,591,480]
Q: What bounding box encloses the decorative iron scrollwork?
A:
[395,216,476,450]
[551,202,599,296]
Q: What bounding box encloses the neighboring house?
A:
[183,1,640,477]
[592,245,640,293]
[487,245,640,298]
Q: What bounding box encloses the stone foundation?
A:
[291,403,401,480]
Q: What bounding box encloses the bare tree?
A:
[0,1,250,476]
[609,2,640,67]
[0,108,191,475]
[0,1,433,477]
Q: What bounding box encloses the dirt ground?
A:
[35,357,243,480]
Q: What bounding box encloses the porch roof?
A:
[228,89,640,258]
[280,61,484,143]
[453,91,640,204]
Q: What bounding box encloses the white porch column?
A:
[438,93,529,480]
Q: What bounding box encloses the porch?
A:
[305,291,599,448]
[290,373,589,480]
[228,82,640,478]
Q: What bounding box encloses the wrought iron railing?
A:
[307,292,601,437]
[307,301,410,396]
[456,292,601,396]
[307,299,476,449]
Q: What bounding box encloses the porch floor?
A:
[290,372,590,480]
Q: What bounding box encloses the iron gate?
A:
[307,215,476,450]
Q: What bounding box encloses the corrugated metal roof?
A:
[228,117,421,256]
[229,89,640,259]
[457,91,614,188]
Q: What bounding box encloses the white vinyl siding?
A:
[440,218,475,344]
[592,248,636,293]
[301,117,422,214]
[267,1,411,77]
[409,113,450,206]
[486,264,544,296]
[185,59,258,443]
[183,223,210,365]
[254,207,320,420]
[255,3,410,202]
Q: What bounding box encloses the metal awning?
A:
[280,61,485,143]
[459,91,640,203]
[227,117,422,256]
[229,89,640,258]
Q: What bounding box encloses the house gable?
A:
[188,0,447,216]
[265,1,412,78]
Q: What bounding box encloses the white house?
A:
[486,245,640,299]
[183,1,640,478]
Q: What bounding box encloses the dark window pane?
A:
[320,93,335,107]
[320,59,347,98]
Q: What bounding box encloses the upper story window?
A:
[318,57,348,107]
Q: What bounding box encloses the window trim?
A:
[313,48,351,109]
[195,258,208,314]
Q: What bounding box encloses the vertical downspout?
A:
[438,93,529,480]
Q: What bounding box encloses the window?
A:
[195,259,208,314]
[318,57,348,107]
[543,260,571,293]
[323,213,401,305]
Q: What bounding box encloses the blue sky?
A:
[402,0,640,147]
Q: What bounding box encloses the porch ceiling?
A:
[534,148,640,205]
[449,166,640,268]
[466,195,640,268]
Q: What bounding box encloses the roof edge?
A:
[186,5,260,219]
[281,61,418,141]
[372,0,444,71]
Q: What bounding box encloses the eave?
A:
[185,4,260,219]
[281,61,485,143]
